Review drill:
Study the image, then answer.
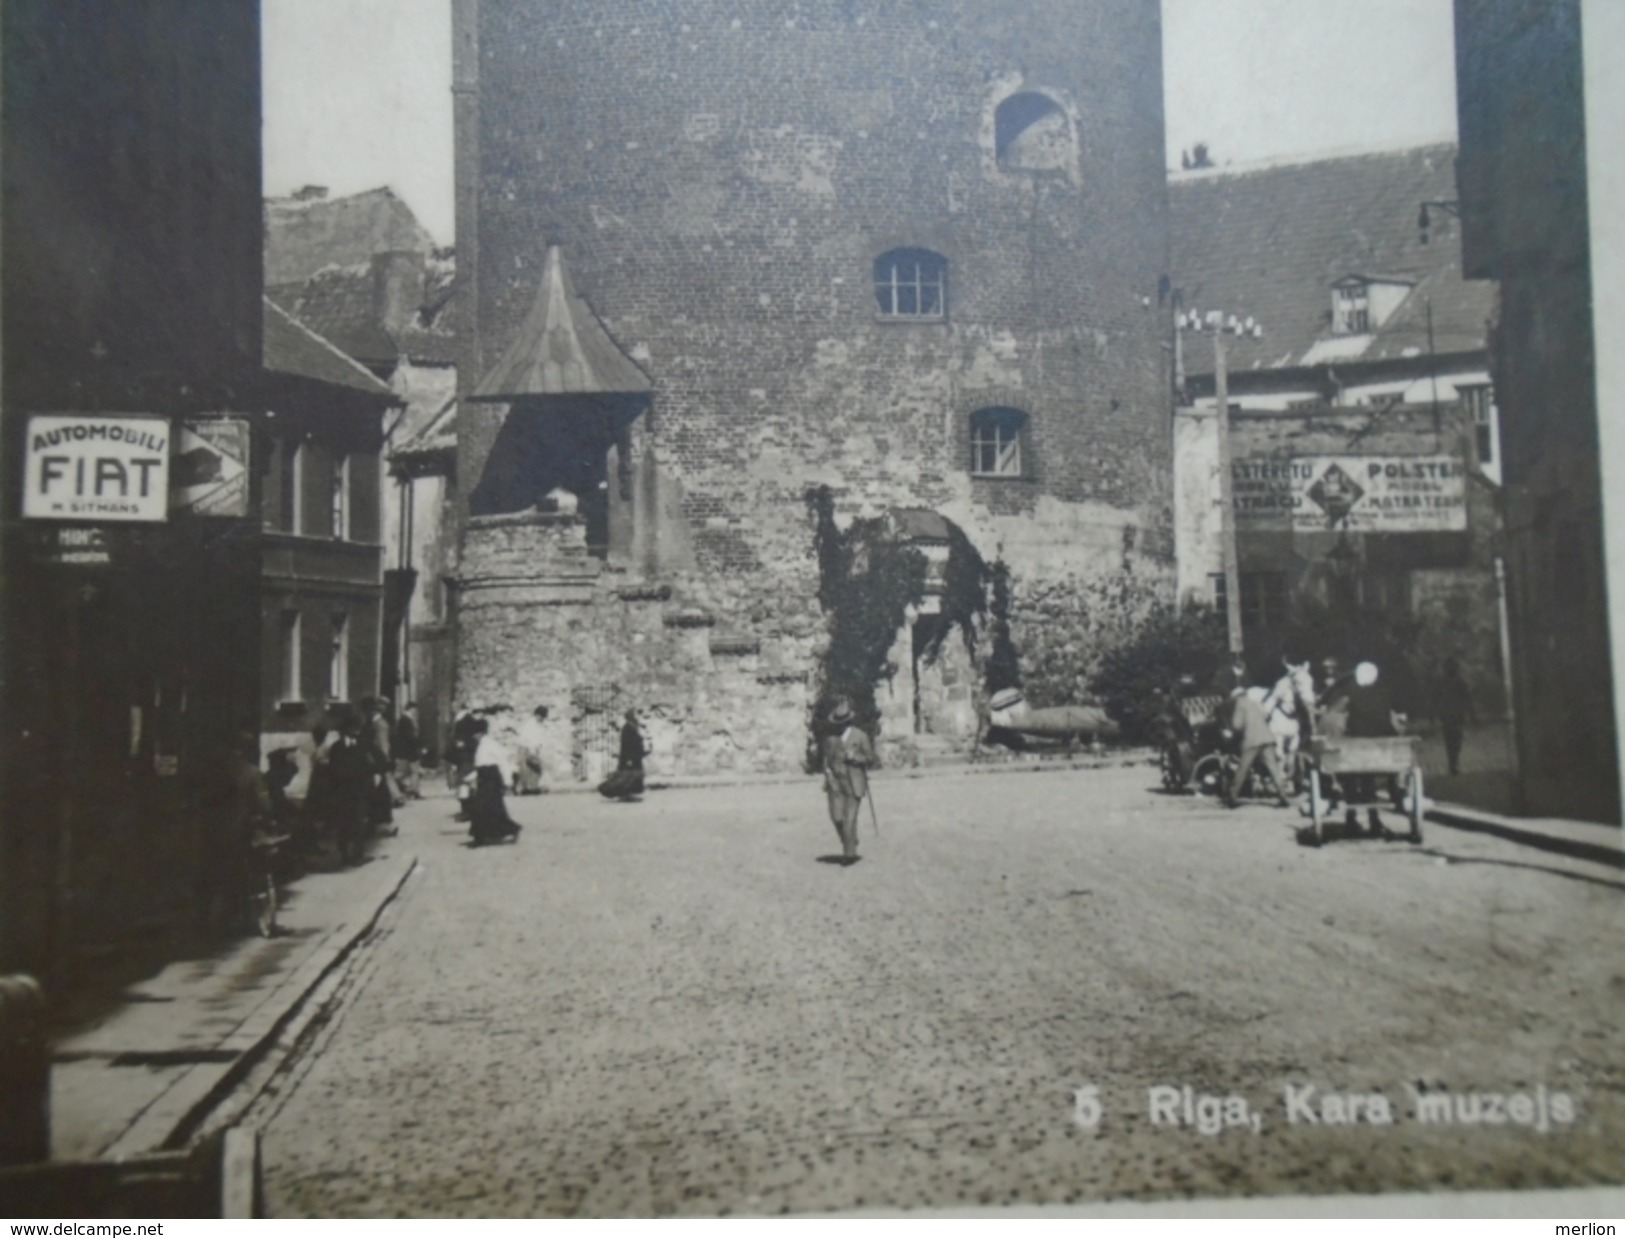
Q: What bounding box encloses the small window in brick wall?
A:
[874,248,947,320]
[969,406,1029,478]
[996,92,1071,173]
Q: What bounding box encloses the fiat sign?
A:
[23,414,171,521]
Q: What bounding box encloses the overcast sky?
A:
[262,0,1459,246]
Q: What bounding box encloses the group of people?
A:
[445,703,651,847]
[305,695,420,865]
[1211,653,1475,824]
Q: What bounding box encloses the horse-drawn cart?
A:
[1303,735,1424,846]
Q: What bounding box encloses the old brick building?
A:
[451,0,1174,776]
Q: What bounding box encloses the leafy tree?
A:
[803,489,993,766]
[1090,602,1228,743]
[984,559,1022,694]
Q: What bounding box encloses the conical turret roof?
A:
[470,245,651,399]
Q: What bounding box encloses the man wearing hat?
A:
[359,696,401,829]
[1220,686,1291,809]
[821,700,876,863]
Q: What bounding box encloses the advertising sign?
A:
[1232,455,1467,532]
[23,415,171,521]
[171,417,251,517]
[26,526,112,566]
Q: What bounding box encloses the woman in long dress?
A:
[597,710,646,801]
[468,719,521,845]
[514,705,548,794]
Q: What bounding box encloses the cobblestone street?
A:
[254,765,1625,1217]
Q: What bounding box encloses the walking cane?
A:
[865,780,880,838]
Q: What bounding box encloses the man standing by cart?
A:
[1221,686,1292,809]
[821,699,876,864]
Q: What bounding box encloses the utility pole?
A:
[1179,308,1264,658]
[1212,324,1243,656]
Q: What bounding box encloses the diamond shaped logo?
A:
[1307,463,1364,525]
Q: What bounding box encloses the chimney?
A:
[292,185,329,201]
[371,251,427,336]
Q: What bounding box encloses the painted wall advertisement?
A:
[171,417,250,517]
[1232,455,1467,532]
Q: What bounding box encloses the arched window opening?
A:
[969,406,1028,477]
[995,92,1070,173]
[874,247,947,320]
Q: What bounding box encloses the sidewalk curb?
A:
[1424,806,1623,868]
[101,854,420,1160]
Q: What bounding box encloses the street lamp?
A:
[1178,307,1264,658]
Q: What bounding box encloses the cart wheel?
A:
[1191,753,1228,798]
[1408,767,1424,843]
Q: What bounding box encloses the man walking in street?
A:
[1436,657,1475,776]
[1221,687,1291,809]
[360,696,399,832]
[821,699,876,863]
[393,701,423,800]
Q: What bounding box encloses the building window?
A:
[1458,383,1499,474]
[874,248,946,320]
[969,406,1028,477]
[328,612,348,701]
[1212,572,1290,632]
[1332,282,1370,335]
[995,91,1071,173]
[332,453,350,540]
[278,610,301,702]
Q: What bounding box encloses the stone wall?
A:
[454,1,1176,775]
[467,0,1172,541]
[455,515,822,778]
[1007,565,1175,709]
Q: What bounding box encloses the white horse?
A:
[1260,660,1316,773]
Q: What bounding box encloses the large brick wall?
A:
[455,1,1173,774]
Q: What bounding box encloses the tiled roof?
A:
[1170,144,1495,376]
[471,246,652,399]
[263,298,396,398]
[266,252,459,368]
[269,264,397,364]
[264,186,436,286]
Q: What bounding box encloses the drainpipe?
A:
[1494,554,1520,787]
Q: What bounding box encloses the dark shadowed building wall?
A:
[1454,0,1618,822]
[1,1,265,975]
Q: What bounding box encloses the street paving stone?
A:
[256,766,1625,1217]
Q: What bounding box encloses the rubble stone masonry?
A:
[455,0,1174,775]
